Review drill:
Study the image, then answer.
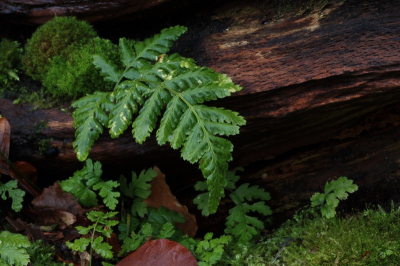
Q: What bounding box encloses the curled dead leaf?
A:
[13,161,38,184]
[143,167,198,237]
[116,239,197,266]
[32,182,85,216]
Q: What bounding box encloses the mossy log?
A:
[1,0,400,231]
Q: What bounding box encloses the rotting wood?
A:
[1,0,400,231]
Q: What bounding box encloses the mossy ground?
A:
[228,202,400,265]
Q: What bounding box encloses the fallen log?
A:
[1,0,400,231]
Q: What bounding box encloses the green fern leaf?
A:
[66,238,90,252]
[311,177,358,219]
[119,223,153,255]
[132,87,172,143]
[0,180,25,212]
[72,26,246,214]
[195,233,231,266]
[132,26,187,62]
[108,81,146,138]
[0,231,31,248]
[119,38,136,68]
[93,180,120,210]
[119,168,157,199]
[157,222,175,239]
[0,231,31,266]
[60,159,120,209]
[0,246,30,266]
[120,168,157,217]
[60,179,98,208]
[92,237,113,259]
[93,55,121,83]
[72,92,113,161]
[147,206,185,236]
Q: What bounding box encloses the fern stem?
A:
[89,218,100,266]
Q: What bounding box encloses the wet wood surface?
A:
[1,0,400,231]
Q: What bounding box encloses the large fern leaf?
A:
[72,25,246,214]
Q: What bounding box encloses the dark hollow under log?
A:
[1,0,400,232]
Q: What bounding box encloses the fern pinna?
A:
[72,26,246,215]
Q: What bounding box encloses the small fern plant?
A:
[59,159,120,210]
[66,210,118,265]
[311,176,358,219]
[118,169,186,254]
[72,25,246,215]
[0,174,25,212]
[0,231,31,266]
[195,168,272,243]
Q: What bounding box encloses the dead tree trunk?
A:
[1,0,400,230]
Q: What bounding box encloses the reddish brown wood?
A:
[0,0,172,25]
[1,0,400,230]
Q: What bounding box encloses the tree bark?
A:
[1,0,400,230]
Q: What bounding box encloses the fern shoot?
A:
[72,26,246,214]
[195,168,272,243]
[311,176,358,219]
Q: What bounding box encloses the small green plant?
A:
[66,210,119,265]
[59,159,120,210]
[194,233,232,266]
[195,168,272,243]
[118,169,186,252]
[23,16,97,80]
[72,25,246,214]
[119,168,157,219]
[43,37,119,100]
[28,240,67,266]
[311,176,358,218]
[0,231,31,266]
[0,174,25,212]
[0,39,23,91]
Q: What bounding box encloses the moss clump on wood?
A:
[23,16,97,81]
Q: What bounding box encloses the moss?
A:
[0,39,23,91]
[43,37,119,101]
[240,204,400,265]
[22,16,97,81]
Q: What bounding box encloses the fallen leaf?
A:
[143,167,198,237]
[13,161,38,184]
[6,217,46,242]
[0,116,11,175]
[27,209,77,228]
[116,239,197,266]
[32,182,85,216]
[107,232,122,258]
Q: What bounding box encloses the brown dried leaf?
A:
[143,167,198,237]
[13,161,38,184]
[107,232,122,258]
[32,182,85,216]
[27,209,76,228]
[6,217,46,242]
[116,239,197,266]
[0,116,11,175]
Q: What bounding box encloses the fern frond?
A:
[132,26,187,62]
[108,81,146,138]
[93,55,122,83]
[0,231,31,266]
[72,26,246,214]
[132,87,172,143]
[72,92,113,161]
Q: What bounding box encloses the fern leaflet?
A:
[72,25,246,214]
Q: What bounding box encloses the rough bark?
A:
[0,0,172,24]
[1,0,400,231]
